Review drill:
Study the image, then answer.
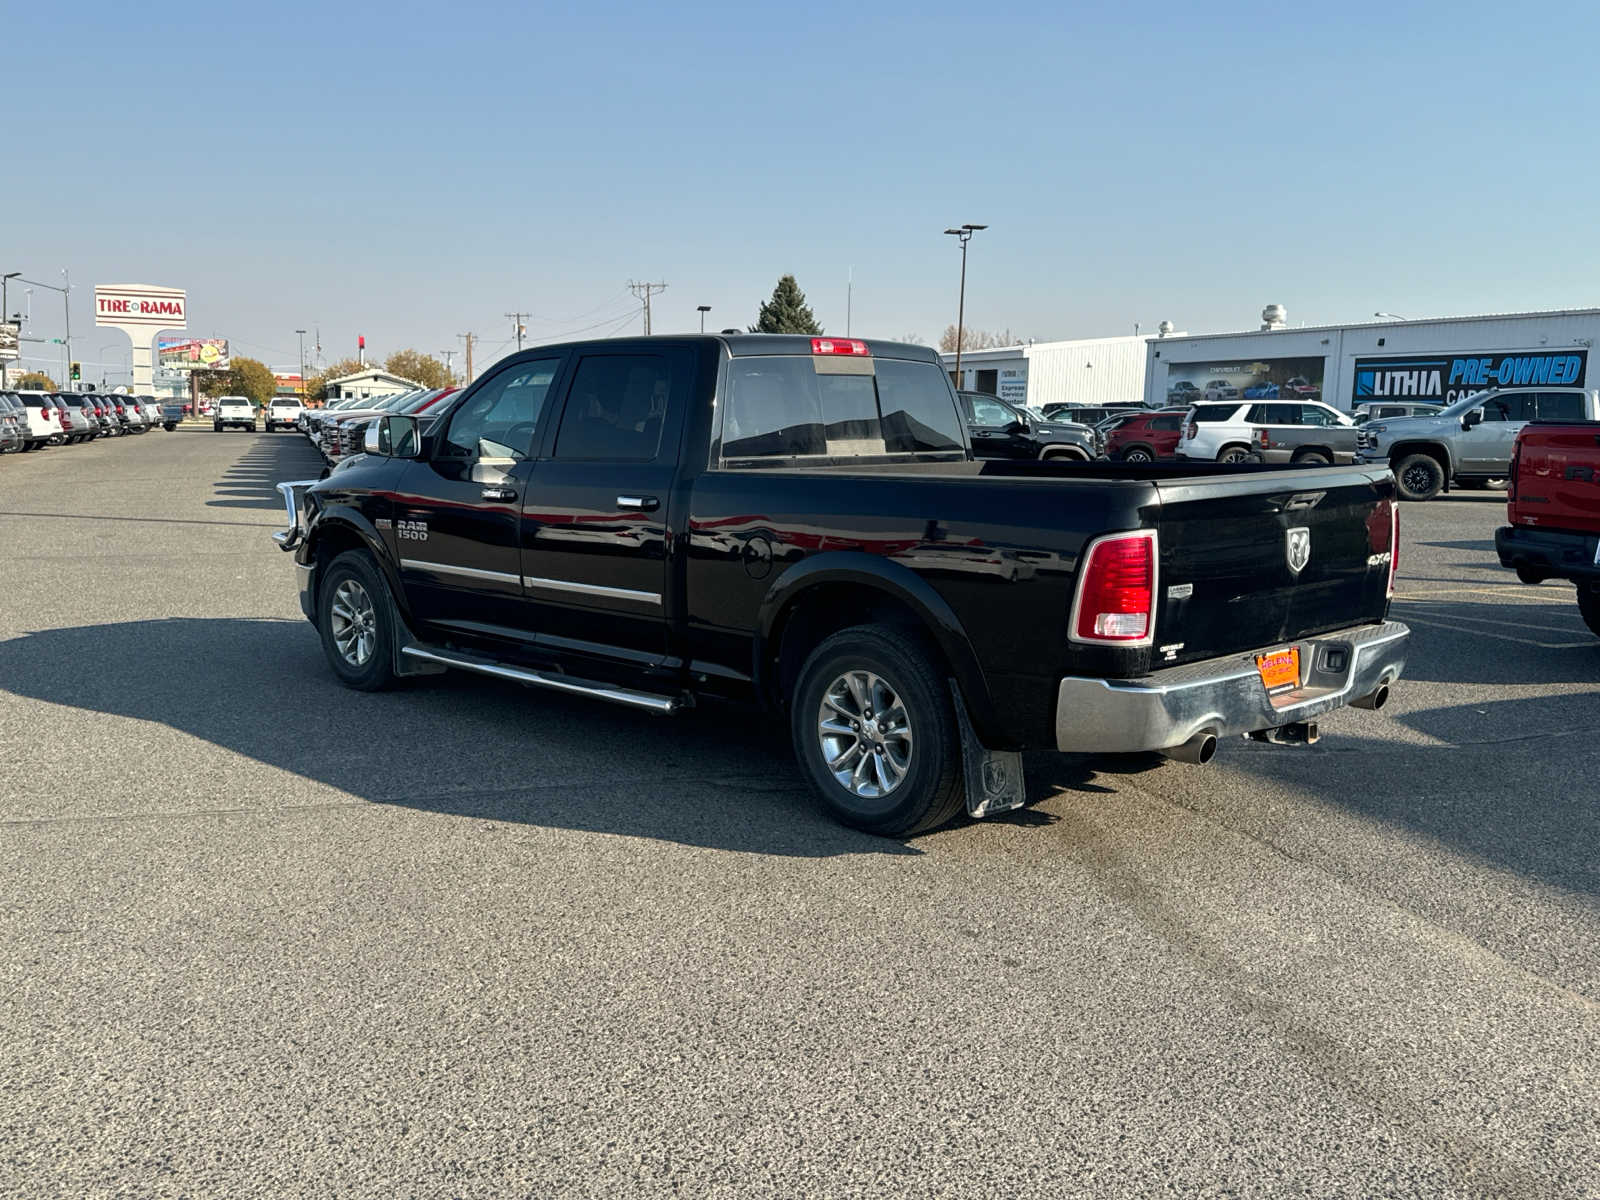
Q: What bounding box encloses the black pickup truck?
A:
[274,334,1408,835]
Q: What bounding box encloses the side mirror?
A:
[1006,419,1027,435]
[1462,409,1483,431]
[366,413,420,458]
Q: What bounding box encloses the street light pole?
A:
[696,305,711,332]
[0,272,17,387]
[943,223,987,390]
[1374,312,1409,322]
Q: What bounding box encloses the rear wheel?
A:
[1394,453,1446,501]
[1291,451,1331,466]
[1120,445,1154,463]
[1579,586,1600,639]
[1217,444,1253,464]
[790,624,965,837]
[317,551,398,691]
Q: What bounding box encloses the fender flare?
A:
[1037,442,1091,461]
[303,506,414,626]
[754,552,1002,743]
[1387,439,1456,475]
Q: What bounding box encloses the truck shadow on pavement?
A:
[0,617,929,858]
[207,434,325,511]
[1390,595,1600,685]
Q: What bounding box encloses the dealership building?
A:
[1142,307,1600,413]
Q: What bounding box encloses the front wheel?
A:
[790,625,966,837]
[317,551,398,691]
[1394,453,1446,501]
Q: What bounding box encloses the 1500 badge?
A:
[397,520,429,541]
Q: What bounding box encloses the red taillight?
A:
[1186,421,1197,439]
[811,337,869,356]
[1388,503,1399,598]
[1257,428,1270,448]
[1071,531,1157,643]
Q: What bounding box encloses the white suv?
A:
[1179,399,1354,463]
[265,396,305,432]
[213,396,257,432]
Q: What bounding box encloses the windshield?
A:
[1436,391,1490,417]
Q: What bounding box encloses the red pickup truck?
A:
[1495,422,1600,636]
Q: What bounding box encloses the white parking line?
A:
[1396,604,1586,636]
[1398,613,1595,649]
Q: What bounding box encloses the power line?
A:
[628,280,667,336]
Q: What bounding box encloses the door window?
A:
[1151,414,1181,431]
[967,394,1012,426]
[1247,402,1298,424]
[1298,405,1337,426]
[1536,391,1586,420]
[554,355,671,461]
[440,358,560,459]
[1480,393,1537,422]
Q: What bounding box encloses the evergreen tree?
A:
[750,274,823,335]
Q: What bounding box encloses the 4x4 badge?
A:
[1286,526,1311,575]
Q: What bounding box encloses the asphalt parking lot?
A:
[2,431,1596,1199]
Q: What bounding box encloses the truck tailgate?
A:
[1510,422,1600,536]
[1151,467,1395,666]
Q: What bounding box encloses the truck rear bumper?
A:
[1495,524,1600,580]
[1054,620,1409,754]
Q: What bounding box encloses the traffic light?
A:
[70,361,81,381]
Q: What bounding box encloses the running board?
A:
[400,645,685,714]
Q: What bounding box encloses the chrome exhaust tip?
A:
[1352,684,1390,711]
[1163,730,1218,765]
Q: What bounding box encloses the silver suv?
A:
[1356,387,1600,500]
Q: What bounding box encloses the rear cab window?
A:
[720,354,965,464]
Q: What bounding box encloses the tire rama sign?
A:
[94,284,187,327]
[94,282,187,393]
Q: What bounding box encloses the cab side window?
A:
[968,395,1012,426]
[441,359,560,459]
[554,355,671,461]
[1480,393,1537,422]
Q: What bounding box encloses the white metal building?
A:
[1142,307,1600,413]
[326,368,419,401]
[940,332,1162,409]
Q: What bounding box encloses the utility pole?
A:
[628,280,667,336]
[440,349,456,381]
[457,332,475,384]
[847,265,853,337]
[61,268,71,390]
[0,272,17,388]
[505,312,529,352]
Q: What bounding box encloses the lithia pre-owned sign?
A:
[1353,350,1586,404]
[94,284,187,328]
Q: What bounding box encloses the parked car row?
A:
[0,390,179,453]
[298,388,461,465]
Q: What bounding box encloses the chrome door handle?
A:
[617,495,659,511]
[481,486,518,502]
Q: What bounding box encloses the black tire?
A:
[1579,586,1600,639]
[790,624,965,837]
[213,422,222,432]
[1120,445,1154,463]
[1217,444,1253,464]
[1394,453,1446,501]
[1291,451,1331,466]
[1516,566,1548,586]
[317,550,398,691]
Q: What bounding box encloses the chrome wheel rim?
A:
[817,670,913,800]
[329,578,377,667]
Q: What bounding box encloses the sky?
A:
[9,0,1600,382]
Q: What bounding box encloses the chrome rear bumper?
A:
[1055,621,1409,754]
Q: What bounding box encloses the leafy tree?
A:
[198,355,277,406]
[15,371,58,390]
[303,357,367,404]
[384,349,450,389]
[751,274,823,335]
[938,326,1023,353]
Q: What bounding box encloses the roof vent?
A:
[1261,304,1287,331]
[1157,320,1174,337]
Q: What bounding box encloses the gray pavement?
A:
[1,431,1596,1198]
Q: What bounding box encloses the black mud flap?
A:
[951,684,1026,819]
